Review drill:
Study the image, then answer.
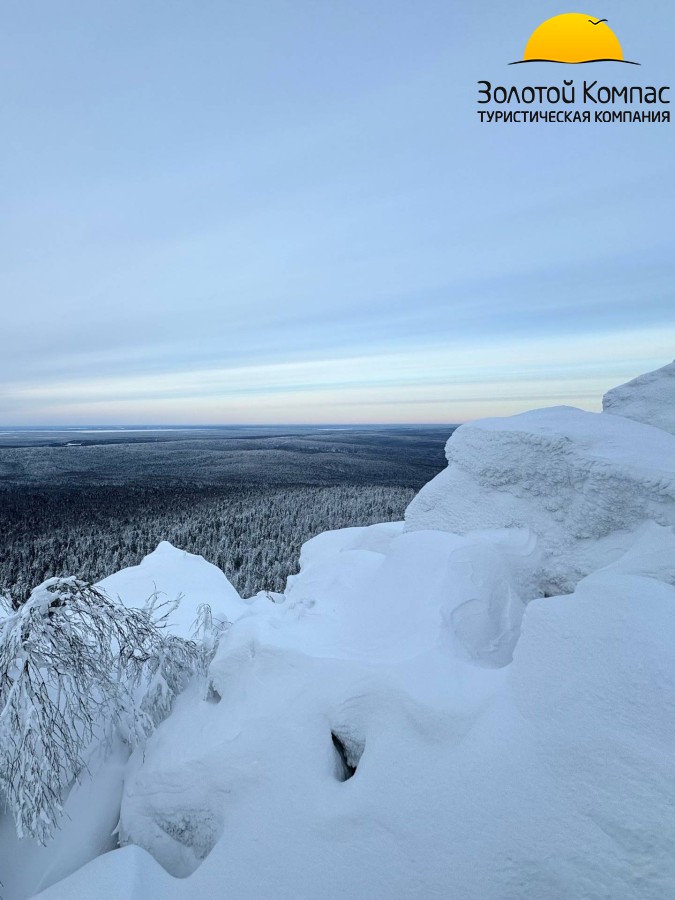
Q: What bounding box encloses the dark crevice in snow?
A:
[205,681,221,704]
[538,584,575,599]
[331,732,357,781]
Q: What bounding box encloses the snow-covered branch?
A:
[0,578,214,844]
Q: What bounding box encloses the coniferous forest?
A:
[0,426,452,600]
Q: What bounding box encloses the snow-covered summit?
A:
[602,358,675,434]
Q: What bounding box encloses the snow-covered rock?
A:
[405,405,675,593]
[36,520,675,900]
[602,358,675,434]
[97,541,243,637]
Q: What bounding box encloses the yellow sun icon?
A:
[511,13,638,65]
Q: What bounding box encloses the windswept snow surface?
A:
[602,358,675,435]
[6,366,675,899]
[405,405,675,593]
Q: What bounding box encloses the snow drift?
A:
[2,359,674,900]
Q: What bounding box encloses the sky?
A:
[1,0,673,425]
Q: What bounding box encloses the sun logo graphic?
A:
[510,13,639,66]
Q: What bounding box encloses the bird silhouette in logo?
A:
[510,13,639,64]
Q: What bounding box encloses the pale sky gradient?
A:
[1,0,673,424]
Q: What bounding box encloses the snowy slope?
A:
[0,744,128,900]
[602,358,675,434]
[6,360,675,899]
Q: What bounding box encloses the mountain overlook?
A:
[2,362,675,900]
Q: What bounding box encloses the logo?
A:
[476,13,670,125]
[510,13,639,66]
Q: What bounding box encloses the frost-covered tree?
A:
[0,577,216,844]
[140,593,227,724]
[0,484,416,598]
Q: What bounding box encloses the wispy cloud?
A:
[1,2,673,423]
[4,327,672,424]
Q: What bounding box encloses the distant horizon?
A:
[0,422,458,431]
[2,2,673,426]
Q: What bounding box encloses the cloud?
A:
[3,326,673,425]
[1,1,673,423]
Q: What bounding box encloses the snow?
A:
[3,362,675,898]
[603,358,675,434]
[0,742,128,899]
[405,405,675,592]
[96,541,243,637]
[0,549,242,899]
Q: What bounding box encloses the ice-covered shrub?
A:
[0,578,215,844]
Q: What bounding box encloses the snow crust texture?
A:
[405,405,675,592]
[602,358,675,434]
[9,360,675,900]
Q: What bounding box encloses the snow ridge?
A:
[405,405,675,592]
[602,358,675,434]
